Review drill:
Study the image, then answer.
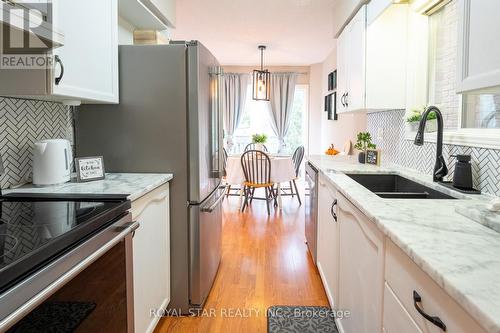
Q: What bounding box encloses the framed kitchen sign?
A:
[366,149,381,166]
[75,156,105,182]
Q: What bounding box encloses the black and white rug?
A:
[8,301,96,333]
[267,306,339,333]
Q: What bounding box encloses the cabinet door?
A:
[346,6,366,112]
[132,184,170,333]
[457,0,500,93]
[52,0,118,103]
[316,175,339,308]
[336,30,349,114]
[337,193,384,333]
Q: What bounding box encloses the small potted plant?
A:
[252,133,268,151]
[406,106,437,133]
[354,132,376,164]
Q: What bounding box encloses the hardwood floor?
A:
[155,186,329,333]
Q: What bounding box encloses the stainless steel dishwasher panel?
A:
[305,162,318,263]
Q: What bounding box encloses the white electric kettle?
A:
[33,139,73,185]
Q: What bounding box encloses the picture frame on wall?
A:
[326,92,337,120]
[328,70,337,91]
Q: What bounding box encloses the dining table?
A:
[225,154,297,209]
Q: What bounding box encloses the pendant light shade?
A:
[252,45,270,101]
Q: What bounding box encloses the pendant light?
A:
[252,45,270,101]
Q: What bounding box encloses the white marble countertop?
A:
[4,173,173,201]
[307,155,500,333]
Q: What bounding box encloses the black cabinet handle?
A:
[345,92,349,107]
[413,291,446,331]
[341,93,346,106]
[330,199,338,222]
[54,55,64,85]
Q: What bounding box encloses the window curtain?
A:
[268,73,297,153]
[222,73,249,151]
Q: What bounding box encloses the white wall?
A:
[308,63,323,154]
[308,43,367,154]
[118,16,136,45]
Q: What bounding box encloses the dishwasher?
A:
[305,161,318,263]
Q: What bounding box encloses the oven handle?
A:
[201,185,227,213]
[0,218,138,332]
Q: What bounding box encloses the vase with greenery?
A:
[406,106,437,133]
[252,133,267,151]
[354,132,376,164]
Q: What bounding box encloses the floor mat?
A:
[267,306,339,333]
[8,301,96,333]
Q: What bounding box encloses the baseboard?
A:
[147,297,170,333]
[317,262,335,308]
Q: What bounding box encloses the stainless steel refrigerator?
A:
[76,42,224,312]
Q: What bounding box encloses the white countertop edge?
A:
[4,173,174,202]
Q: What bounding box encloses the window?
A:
[428,0,500,130]
[232,84,308,154]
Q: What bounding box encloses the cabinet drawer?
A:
[385,240,487,333]
[383,283,422,333]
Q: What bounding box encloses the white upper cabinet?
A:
[143,0,176,27]
[345,7,366,112]
[118,0,175,30]
[337,6,365,113]
[337,4,408,113]
[0,0,118,104]
[52,0,118,104]
[456,0,500,93]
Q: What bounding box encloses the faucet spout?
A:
[413,106,448,182]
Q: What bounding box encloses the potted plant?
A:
[406,106,437,133]
[252,133,268,151]
[354,132,376,164]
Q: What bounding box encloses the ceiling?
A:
[171,0,336,66]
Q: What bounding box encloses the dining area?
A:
[223,143,305,215]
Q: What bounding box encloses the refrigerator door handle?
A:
[201,185,227,213]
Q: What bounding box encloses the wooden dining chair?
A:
[240,150,276,215]
[279,146,304,204]
[244,143,268,152]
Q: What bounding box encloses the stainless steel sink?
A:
[345,174,457,199]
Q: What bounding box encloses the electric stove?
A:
[0,194,131,294]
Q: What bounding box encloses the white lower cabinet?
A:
[385,240,487,333]
[316,174,339,308]
[336,193,385,333]
[383,283,422,333]
[316,174,487,333]
[130,183,170,333]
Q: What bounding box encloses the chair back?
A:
[241,150,272,186]
[292,146,305,177]
[244,143,268,152]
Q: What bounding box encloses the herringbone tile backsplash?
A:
[0,97,73,189]
[367,109,500,196]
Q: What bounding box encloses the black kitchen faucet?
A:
[414,105,448,182]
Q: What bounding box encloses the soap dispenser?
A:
[452,155,473,189]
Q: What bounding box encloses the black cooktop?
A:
[0,194,130,293]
